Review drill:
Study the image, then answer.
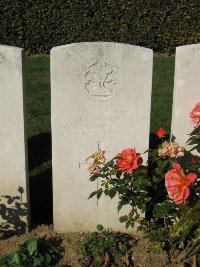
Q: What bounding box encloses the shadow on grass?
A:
[28,133,53,228]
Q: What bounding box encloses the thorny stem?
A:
[172,239,200,264]
[131,200,140,219]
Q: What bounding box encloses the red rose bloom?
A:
[116,148,142,173]
[156,128,167,138]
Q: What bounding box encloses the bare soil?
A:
[0,225,185,267]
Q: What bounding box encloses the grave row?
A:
[0,43,200,234]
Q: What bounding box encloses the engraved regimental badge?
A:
[84,61,117,102]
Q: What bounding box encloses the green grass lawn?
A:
[151,55,175,133]
[26,56,51,138]
[25,55,175,225]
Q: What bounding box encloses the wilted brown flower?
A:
[86,150,106,174]
[158,141,184,158]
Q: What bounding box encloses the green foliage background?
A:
[0,0,199,54]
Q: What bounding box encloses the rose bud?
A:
[155,128,167,138]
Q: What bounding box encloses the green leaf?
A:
[117,203,123,212]
[161,159,169,169]
[154,201,174,219]
[96,224,103,231]
[190,145,199,152]
[11,252,20,264]
[131,222,135,228]
[111,169,117,175]
[27,238,38,256]
[140,178,151,186]
[33,257,43,266]
[88,191,98,199]
[97,189,103,199]
[108,189,117,199]
[157,159,162,166]
[119,215,128,223]
[89,175,99,181]
[45,253,51,263]
[107,235,114,245]
[117,187,127,194]
[152,175,158,183]
[189,126,200,136]
[125,221,131,229]
[187,138,200,145]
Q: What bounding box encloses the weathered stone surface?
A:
[51,42,153,232]
[0,45,29,235]
[171,44,200,148]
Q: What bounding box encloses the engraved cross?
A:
[79,141,104,206]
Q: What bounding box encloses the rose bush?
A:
[87,102,200,263]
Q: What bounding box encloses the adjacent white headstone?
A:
[171,44,200,147]
[51,42,153,232]
[0,45,29,235]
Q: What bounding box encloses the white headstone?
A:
[171,44,200,147]
[0,45,29,235]
[51,42,153,232]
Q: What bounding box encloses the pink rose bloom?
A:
[116,148,142,173]
[189,102,200,127]
[165,163,197,204]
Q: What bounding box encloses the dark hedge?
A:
[0,0,200,54]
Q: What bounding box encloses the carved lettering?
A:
[0,129,17,137]
[57,123,135,137]
[60,108,133,136]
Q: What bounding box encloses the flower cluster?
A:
[158,141,184,158]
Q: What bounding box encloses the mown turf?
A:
[25,56,51,138]
[150,55,175,133]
